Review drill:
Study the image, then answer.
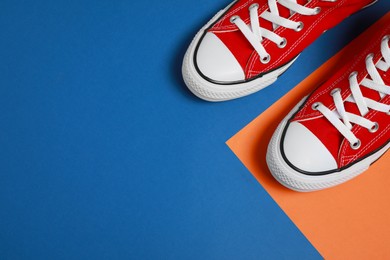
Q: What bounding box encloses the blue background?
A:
[0,1,388,259]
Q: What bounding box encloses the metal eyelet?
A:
[369,122,379,133]
[261,54,271,64]
[278,38,287,48]
[295,22,304,32]
[313,7,321,15]
[312,102,322,110]
[330,88,341,96]
[230,15,239,24]
[349,71,358,80]
[249,3,259,10]
[350,139,361,150]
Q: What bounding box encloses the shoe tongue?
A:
[344,66,389,118]
[379,67,390,86]
[297,0,310,5]
[275,0,310,17]
[259,0,309,32]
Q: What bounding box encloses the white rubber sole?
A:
[266,97,390,192]
[182,5,298,102]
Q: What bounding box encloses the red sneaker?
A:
[182,0,377,101]
[267,20,390,191]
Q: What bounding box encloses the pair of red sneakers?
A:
[182,0,389,191]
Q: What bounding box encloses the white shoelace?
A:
[230,0,323,63]
[313,35,390,150]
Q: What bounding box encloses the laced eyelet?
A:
[365,53,374,63]
[330,88,341,96]
[382,35,390,44]
[261,54,271,64]
[295,22,304,32]
[313,7,321,15]
[369,122,379,133]
[349,71,358,80]
[350,139,361,150]
[249,3,259,10]
[230,15,239,24]
[312,102,322,110]
[278,38,287,48]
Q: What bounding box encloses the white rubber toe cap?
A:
[283,122,338,172]
[196,32,245,82]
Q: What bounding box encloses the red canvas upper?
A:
[208,0,376,80]
[291,19,390,168]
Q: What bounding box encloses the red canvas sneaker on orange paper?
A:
[182,0,377,101]
[267,18,390,191]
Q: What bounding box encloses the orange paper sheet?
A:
[227,13,390,259]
